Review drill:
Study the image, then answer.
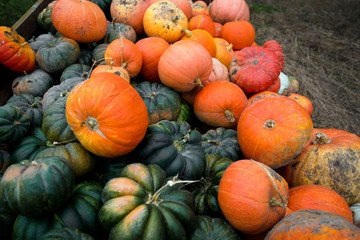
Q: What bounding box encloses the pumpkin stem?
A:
[149,92,156,98]
[20,41,29,47]
[181,28,192,38]
[264,119,276,129]
[193,77,204,88]
[313,132,330,145]
[52,138,77,145]
[13,120,20,126]
[226,43,233,52]
[224,110,235,123]
[30,101,42,108]
[206,139,221,146]
[112,17,117,30]
[60,90,69,98]
[270,196,287,208]
[85,116,107,139]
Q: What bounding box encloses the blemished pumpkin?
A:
[65,72,149,158]
[209,0,250,24]
[0,26,36,73]
[194,81,248,129]
[104,21,137,44]
[91,64,130,82]
[191,1,210,16]
[51,0,107,43]
[263,40,285,72]
[220,21,255,50]
[237,95,313,169]
[287,93,313,116]
[158,39,213,93]
[147,0,192,20]
[247,91,279,105]
[218,159,289,235]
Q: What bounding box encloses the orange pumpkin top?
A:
[188,14,216,37]
[91,65,130,82]
[180,29,217,57]
[214,37,234,70]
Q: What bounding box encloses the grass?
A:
[0,0,37,27]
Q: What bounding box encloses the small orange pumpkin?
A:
[214,37,234,69]
[188,14,216,37]
[191,0,210,16]
[287,93,313,116]
[220,20,255,50]
[180,29,217,57]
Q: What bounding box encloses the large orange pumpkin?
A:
[180,29,217,57]
[65,72,148,158]
[237,95,313,169]
[51,0,107,43]
[0,26,36,73]
[209,0,250,24]
[158,39,213,92]
[220,20,255,50]
[218,159,289,235]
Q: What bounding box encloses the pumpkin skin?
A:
[287,128,360,205]
[91,65,130,82]
[12,69,54,97]
[158,40,213,93]
[213,22,222,38]
[0,26,36,73]
[288,184,353,223]
[0,156,75,217]
[134,120,206,180]
[104,38,142,78]
[247,90,279,105]
[12,214,56,240]
[191,1,210,16]
[66,72,149,158]
[188,15,216,37]
[40,227,94,240]
[60,64,91,83]
[264,209,360,240]
[189,215,240,240]
[218,159,289,235]
[98,163,196,240]
[51,0,107,43]
[92,43,109,65]
[104,22,137,44]
[147,0,193,20]
[287,93,313,116]
[220,21,255,50]
[214,38,234,70]
[135,37,170,83]
[237,95,313,169]
[37,0,57,32]
[194,81,248,129]
[134,81,182,125]
[36,37,81,73]
[209,0,250,24]
[28,33,56,52]
[143,1,188,43]
[230,46,281,96]
[263,40,285,72]
[0,105,30,144]
[180,29,217,57]
[0,150,11,172]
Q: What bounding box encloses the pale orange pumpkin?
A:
[191,0,210,16]
[209,0,250,24]
[287,93,313,116]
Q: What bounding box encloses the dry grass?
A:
[248,0,360,136]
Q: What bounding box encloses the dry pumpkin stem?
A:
[84,116,106,138]
[88,57,114,78]
[264,119,276,129]
[224,110,235,123]
[313,132,331,145]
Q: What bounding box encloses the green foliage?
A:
[0,0,37,27]
[250,4,285,14]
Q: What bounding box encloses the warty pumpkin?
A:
[147,0,193,20]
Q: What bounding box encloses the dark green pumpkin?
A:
[42,96,76,142]
[135,120,206,180]
[134,81,181,125]
[12,215,56,240]
[36,37,80,73]
[189,215,240,240]
[0,150,11,172]
[0,105,30,144]
[104,22,137,44]
[88,0,112,19]
[0,203,15,240]
[40,227,94,240]
[12,69,54,97]
[60,64,91,83]
[177,99,193,123]
[190,155,233,216]
[92,43,109,66]
[36,0,57,33]
[99,163,196,240]
[78,48,93,66]
[6,94,43,128]
[28,33,56,52]
[202,127,243,161]
[0,156,75,217]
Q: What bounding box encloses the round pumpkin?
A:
[0,105,30,144]
[91,65,130,82]
[218,159,289,235]
[247,91,279,105]
[237,95,313,169]
[147,0,193,19]
[191,1,209,16]
[60,64,91,83]
[28,33,56,52]
[263,40,285,72]
[92,43,109,65]
[51,0,108,43]
[180,29,217,57]
[12,69,54,97]
[220,21,255,50]
[66,72,149,158]
[214,37,235,70]
[104,21,137,44]
[209,0,250,24]
[287,93,313,116]
[188,14,216,37]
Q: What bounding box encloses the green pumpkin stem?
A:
[181,28,192,38]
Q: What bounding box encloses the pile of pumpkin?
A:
[1,0,360,239]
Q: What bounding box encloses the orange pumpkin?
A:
[51,0,107,43]
[218,159,289,235]
[193,81,247,128]
[247,91,279,105]
[214,37,234,70]
[180,29,217,57]
[0,26,35,73]
[188,14,216,37]
[237,95,313,169]
[135,37,170,83]
[288,184,353,223]
[191,0,210,16]
[104,38,142,78]
[143,1,188,43]
[287,93,313,116]
[263,40,285,72]
[147,0,192,20]
[213,22,223,38]
[91,64,130,82]
[209,0,250,24]
[65,72,148,158]
[220,20,255,50]
[158,39,213,92]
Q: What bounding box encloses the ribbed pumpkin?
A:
[263,40,285,72]
[237,95,313,169]
[37,0,57,32]
[143,1,188,43]
[180,29,217,57]
[209,0,250,24]
[12,69,54,97]
[51,0,107,43]
[194,81,248,129]
[230,46,281,96]
[92,43,109,65]
[158,40,213,92]
[214,38,234,70]
[188,14,216,37]
[104,38,142,78]
[60,64,91,83]
[0,26,36,73]
[135,37,170,83]
[66,72,148,158]
[91,65,130,82]
[40,227,93,240]
[104,21,137,44]
[265,209,360,239]
[287,128,360,205]
[220,21,255,50]
[218,159,289,235]
[0,105,30,144]
[288,184,353,223]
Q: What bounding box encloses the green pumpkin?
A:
[41,96,76,142]
[88,0,112,19]
[99,163,196,240]
[36,0,57,33]
[6,94,43,128]
[0,150,11,172]
[28,33,56,52]
[202,127,243,161]
[78,48,93,66]
[60,64,91,83]
[190,155,233,216]
[0,105,30,144]
[36,37,80,73]
[12,215,56,240]
[135,120,206,180]
[0,156,75,217]
[40,227,94,240]
[12,69,54,97]
[134,81,181,125]
[189,215,240,240]
[177,99,193,123]
[92,43,109,65]
[104,22,137,44]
